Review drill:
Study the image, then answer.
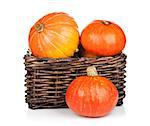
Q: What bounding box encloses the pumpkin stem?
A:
[87,66,98,76]
[101,20,111,25]
[34,23,44,33]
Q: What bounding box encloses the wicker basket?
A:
[24,52,126,109]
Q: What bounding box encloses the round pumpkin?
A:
[66,66,118,117]
[81,20,126,56]
[29,12,79,58]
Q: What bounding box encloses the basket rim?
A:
[24,50,126,61]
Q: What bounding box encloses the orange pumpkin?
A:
[81,20,126,56]
[29,12,79,58]
[66,66,118,117]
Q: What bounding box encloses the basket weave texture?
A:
[24,52,126,109]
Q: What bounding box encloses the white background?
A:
[0,0,150,126]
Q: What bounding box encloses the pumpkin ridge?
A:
[88,77,94,116]
[46,26,78,56]
[46,26,78,45]
[46,29,66,40]
[38,33,48,57]
[40,13,59,23]
[43,30,68,57]
[45,21,78,35]
[46,22,78,29]
[29,27,36,35]
[43,13,68,24]
[29,30,37,43]
[34,33,43,57]
[75,80,84,111]
[44,29,71,57]
[69,79,80,107]
[39,32,50,57]
[29,32,39,56]
[46,23,79,34]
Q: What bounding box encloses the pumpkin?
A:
[81,20,126,56]
[66,66,118,117]
[29,12,79,58]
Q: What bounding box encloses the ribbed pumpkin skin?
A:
[81,20,126,56]
[66,76,118,117]
[29,12,79,58]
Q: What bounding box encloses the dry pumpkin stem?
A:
[24,52,126,109]
[101,20,111,25]
[86,66,98,76]
[34,23,45,33]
